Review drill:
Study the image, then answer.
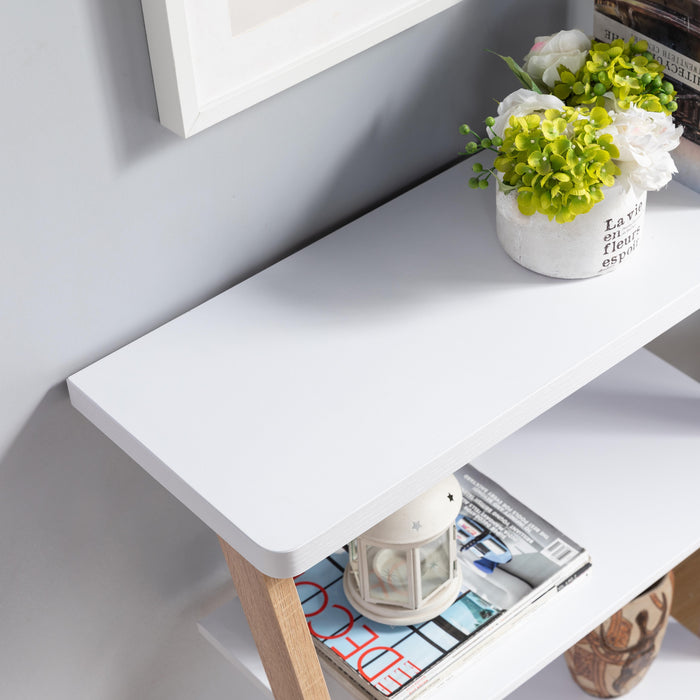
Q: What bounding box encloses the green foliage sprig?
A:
[459,117,503,189]
[552,37,677,114]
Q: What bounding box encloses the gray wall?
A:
[2,2,697,699]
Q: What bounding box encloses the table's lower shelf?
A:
[510,619,700,699]
[200,349,700,699]
[200,611,700,700]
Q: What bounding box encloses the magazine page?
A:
[294,464,589,699]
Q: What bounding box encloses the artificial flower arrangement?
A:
[460,29,683,224]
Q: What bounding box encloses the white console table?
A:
[67,161,700,699]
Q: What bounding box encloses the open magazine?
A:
[294,464,591,699]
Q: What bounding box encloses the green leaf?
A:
[549,137,571,156]
[515,133,536,150]
[517,190,538,216]
[589,106,611,128]
[490,51,542,94]
[497,179,519,194]
[549,154,566,170]
[560,71,576,85]
[541,120,559,141]
[553,83,571,100]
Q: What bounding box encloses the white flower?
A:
[522,29,591,89]
[600,106,683,193]
[492,88,566,138]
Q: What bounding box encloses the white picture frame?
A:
[141,0,464,138]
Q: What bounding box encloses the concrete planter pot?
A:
[564,572,674,697]
[495,185,647,279]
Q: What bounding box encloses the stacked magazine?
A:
[295,464,591,699]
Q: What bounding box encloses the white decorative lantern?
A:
[343,475,463,625]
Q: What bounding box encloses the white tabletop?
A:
[67,162,700,577]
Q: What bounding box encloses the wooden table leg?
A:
[672,548,700,637]
[219,537,331,700]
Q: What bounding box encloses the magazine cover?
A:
[294,464,591,699]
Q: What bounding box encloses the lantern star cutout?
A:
[411,520,422,531]
[447,493,454,502]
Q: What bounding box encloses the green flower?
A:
[494,105,621,222]
[551,37,677,116]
